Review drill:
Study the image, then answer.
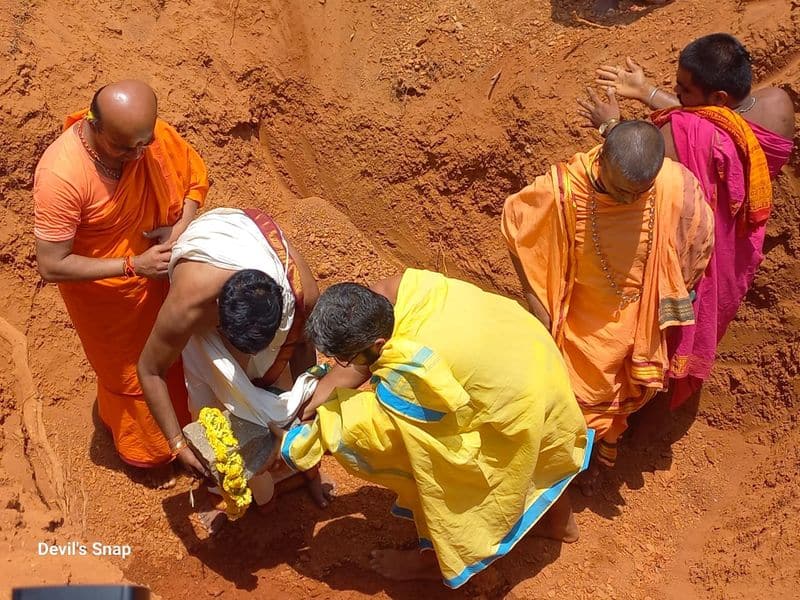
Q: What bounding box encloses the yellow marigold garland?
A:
[198,407,252,520]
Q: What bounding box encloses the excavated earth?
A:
[0,0,798,598]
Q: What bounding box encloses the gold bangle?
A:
[598,117,619,137]
[168,434,187,453]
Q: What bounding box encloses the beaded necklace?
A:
[584,157,656,309]
[589,188,656,309]
[77,120,122,180]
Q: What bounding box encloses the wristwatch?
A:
[598,117,620,137]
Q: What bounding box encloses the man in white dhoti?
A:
[138,207,330,524]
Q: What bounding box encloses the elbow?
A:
[136,356,166,391]
[36,262,58,283]
[136,359,153,389]
[136,359,150,384]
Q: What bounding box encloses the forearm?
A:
[509,252,552,331]
[524,291,552,332]
[637,84,679,110]
[38,253,127,283]
[169,199,199,242]
[301,364,370,420]
[138,369,183,441]
[289,340,317,380]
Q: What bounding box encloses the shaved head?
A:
[87,80,158,162]
[91,80,157,138]
[602,120,665,184]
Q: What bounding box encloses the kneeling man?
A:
[271,269,592,588]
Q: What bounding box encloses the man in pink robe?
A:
[581,33,794,406]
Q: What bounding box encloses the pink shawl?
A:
[661,112,793,407]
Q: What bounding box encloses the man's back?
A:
[746,87,794,141]
[392,269,573,411]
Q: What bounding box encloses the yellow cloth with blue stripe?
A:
[282,269,591,587]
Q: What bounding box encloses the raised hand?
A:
[596,57,653,103]
[577,86,621,129]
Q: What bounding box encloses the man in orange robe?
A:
[33,80,208,477]
[501,121,713,489]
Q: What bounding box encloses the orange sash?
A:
[502,150,713,442]
[652,105,772,224]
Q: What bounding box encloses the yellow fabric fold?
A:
[283,269,589,587]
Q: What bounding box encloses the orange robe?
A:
[52,112,207,467]
[501,147,713,466]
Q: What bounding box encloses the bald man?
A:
[501,121,713,491]
[33,80,209,484]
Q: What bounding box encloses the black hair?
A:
[603,120,665,184]
[305,283,394,357]
[679,33,752,101]
[218,269,284,355]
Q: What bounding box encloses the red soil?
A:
[1,0,798,598]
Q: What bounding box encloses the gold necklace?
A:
[77,120,122,180]
[589,188,656,309]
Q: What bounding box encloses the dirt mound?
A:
[0,0,798,598]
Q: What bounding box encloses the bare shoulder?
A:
[751,87,795,139]
[283,235,320,312]
[369,273,404,304]
[658,121,679,161]
[755,86,793,106]
[170,259,235,306]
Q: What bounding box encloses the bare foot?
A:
[189,488,228,537]
[196,508,228,535]
[532,493,579,543]
[155,466,177,490]
[576,462,601,497]
[128,463,177,490]
[592,0,620,15]
[369,549,440,581]
[272,467,336,508]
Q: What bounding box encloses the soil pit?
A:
[1,0,798,598]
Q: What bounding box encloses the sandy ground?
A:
[0,0,798,598]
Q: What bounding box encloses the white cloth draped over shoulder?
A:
[169,207,308,427]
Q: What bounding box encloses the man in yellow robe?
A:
[271,269,592,588]
[501,120,713,489]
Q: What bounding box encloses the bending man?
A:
[271,269,592,587]
[138,207,327,519]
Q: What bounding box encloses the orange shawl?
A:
[652,105,772,224]
[58,110,208,466]
[501,149,713,415]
